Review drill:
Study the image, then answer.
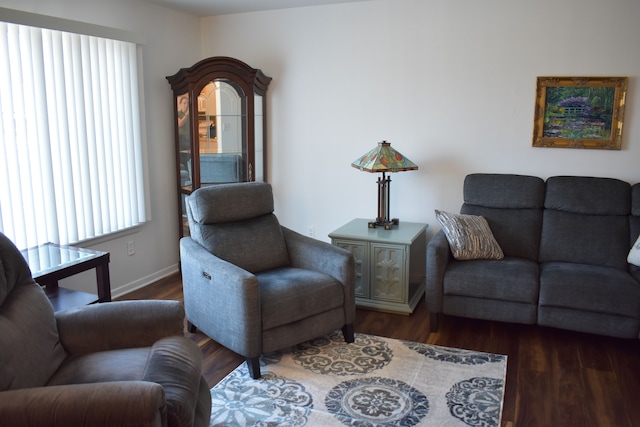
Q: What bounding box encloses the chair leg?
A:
[187,321,197,333]
[246,357,261,379]
[342,323,355,343]
[430,312,439,332]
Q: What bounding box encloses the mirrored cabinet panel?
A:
[167,57,271,237]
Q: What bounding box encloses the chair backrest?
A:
[461,173,545,261]
[187,182,290,273]
[0,233,67,390]
[539,176,631,270]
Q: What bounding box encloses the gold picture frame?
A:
[532,76,628,150]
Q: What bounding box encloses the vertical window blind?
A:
[0,21,147,250]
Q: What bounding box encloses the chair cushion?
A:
[0,284,67,390]
[47,347,148,386]
[257,267,344,331]
[197,214,290,273]
[188,182,274,224]
[435,210,504,260]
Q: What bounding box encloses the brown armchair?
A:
[0,233,211,427]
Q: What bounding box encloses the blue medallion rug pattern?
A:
[210,332,507,426]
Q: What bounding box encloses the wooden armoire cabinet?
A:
[167,57,271,237]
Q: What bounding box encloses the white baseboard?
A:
[111,264,180,299]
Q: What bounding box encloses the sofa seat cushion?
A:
[258,267,344,331]
[539,262,640,318]
[443,257,539,303]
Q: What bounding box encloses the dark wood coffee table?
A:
[20,243,111,312]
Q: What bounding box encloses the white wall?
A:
[0,0,202,295]
[200,0,640,243]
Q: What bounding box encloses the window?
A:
[0,17,147,250]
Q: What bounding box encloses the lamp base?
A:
[368,218,399,230]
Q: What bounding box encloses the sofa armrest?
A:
[0,381,165,427]
[282,227,356,323]
[55,300,185,355]
[426,230,452,317]
[180,237,262,357]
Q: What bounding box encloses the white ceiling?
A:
[142,0,371,17]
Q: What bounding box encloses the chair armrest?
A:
[282,227,356,322]
[0,381,165,427]
[180,237,262,357]
[425,230,452,315]
[55,300,185,355]
[143,336,204,427]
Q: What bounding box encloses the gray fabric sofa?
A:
[426,173,640,339]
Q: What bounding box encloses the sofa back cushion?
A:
[539,176,630,270]
[187,182,290,273]
[0,233,67,390]
[461,173,545,261]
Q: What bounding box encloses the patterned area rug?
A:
[209,332,507,426]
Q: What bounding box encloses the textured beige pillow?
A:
[435,210,504,260]
[629,234,640,267]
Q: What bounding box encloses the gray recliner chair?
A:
[180,182,355,379]
[0,232,211,427]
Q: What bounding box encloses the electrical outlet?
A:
[307,226,315,238]
[127,240,135,256]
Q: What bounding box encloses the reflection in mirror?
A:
[177,93,191,186]
[197,80,244,185]
[254,94,264,182]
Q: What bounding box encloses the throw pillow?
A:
[629,234,640,267]
[435,210,504,260]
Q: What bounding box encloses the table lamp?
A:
[351,140,418,229]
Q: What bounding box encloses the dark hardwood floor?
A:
[119,272,640,426]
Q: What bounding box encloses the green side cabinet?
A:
[329,218,428,315]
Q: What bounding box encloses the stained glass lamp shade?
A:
[351,140,418,229]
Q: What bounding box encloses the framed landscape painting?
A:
[532,76,628,149]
